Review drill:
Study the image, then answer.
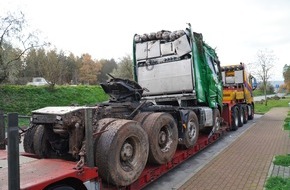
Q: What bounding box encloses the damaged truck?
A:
[3,24,238,189]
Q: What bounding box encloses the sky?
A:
[1,0,290,81]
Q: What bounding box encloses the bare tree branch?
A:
[0,11,48,84]
[252,49,276,106]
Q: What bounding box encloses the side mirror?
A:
[252,77,257,90]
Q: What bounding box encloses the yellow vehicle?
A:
[221,62,257,131]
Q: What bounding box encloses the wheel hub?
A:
[187,121,196,139]
[159,131,167,145]
[121,142,133,161]
[214,117,220,132]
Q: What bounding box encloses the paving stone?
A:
[179,108,290,190]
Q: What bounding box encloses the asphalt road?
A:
[143,114,262,190]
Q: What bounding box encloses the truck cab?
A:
[132,24,223,110]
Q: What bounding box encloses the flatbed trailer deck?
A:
[0,132,224,190]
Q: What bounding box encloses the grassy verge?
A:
[273,155,290,166]
[265,176,290,190]
[0,85,108,128]
[284,117,290,130]
[255,97,290,114]
[253,90,275,97]
[265,113,290,190]
[2,117,30,129]
[0,85,108,115]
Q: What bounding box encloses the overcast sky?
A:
[1,0,290,81]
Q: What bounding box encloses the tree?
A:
[64,53,79,85]
[97,59,117,83]
[41,49,64,85]
[21,48,46,84]
[283,64,290,92]
[79,53,101,84]
[111,55,133,79]
[0,12,47,84]
[257,82,275,94]
[252,49,276,106]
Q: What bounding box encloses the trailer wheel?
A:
[182,111,199,148]
[95,119,149,186]
[231,107,239,131]
[33,125,58,158]
[243,106,248,124]
[142,112,178,164]
[248,104,254,120]
[237,106,244,127]
[23,126,37,154]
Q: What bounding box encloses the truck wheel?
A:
[46,185,76,190]
[23,126,37,154]
[243,106,248,124]
[238,106,244,127]
[231,107,239,131]
[142,112,178,164]
[181,111,199,149]
[95,119,149,186]
[93,118,117,152]
[213,109,221,132]
[33,125,57,158]
[248,105,254,120]
[133,112,153,125]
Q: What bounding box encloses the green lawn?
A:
[255,97,290,114]
[273,155,290,167]
[0,85,108,115]
[265,176,290,190]
[0,85,109,128]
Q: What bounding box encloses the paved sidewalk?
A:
[179,107,290,190]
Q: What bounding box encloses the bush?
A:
[0,85,108,115]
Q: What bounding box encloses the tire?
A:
[23,126,37,154]
[44,180,86,190]
[95,119,149,186]
[93,118,117,149]
[231,107,239,131]
[237,106,244,127]
[133,112,153,125]
[93,118,117,135]
[46,185,76,190]
[248,104,254,120]
[142,112,178,164]
[180,111,199,149]
[243,106,248,124]
[213,109,221,132]
[33,125,58,158]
